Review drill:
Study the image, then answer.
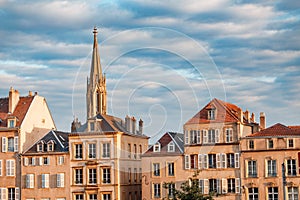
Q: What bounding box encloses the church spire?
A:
[86,27,107,119]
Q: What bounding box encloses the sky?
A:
[0,0,299,142]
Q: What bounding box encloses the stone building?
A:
[0,88,56,200]
[240,123,300,200]
[69,27,149,200]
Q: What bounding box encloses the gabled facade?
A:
[0,88,56,199]
[241,123,300,200]
[69,28,149,200]
[183,98,260,199]
[21,130,69,200]
[142,132,188,200]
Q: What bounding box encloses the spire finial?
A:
[93,26,98,49]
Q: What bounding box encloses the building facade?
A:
[241,123,300,200]
[0,88,56,200]
[69,27,149,200]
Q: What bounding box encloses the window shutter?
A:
[217,179,221,194]
[215,129,220,143]
[32,158,35,166]
[245,160,248,178]
[199,179,204,194]
[203,154,208,169]
[235,178,240,193]
[184,130,189,145]
[0,188,7,200]
[197,131,201,144]
[216,153,221,168]
[204,179,209,194]
[221,153,226,168]
[47,157,50,165]
[184,155,190,169]
[235,153,240,168]
[15,187,19,200]
[14,136,18,152]
[39,157,43,166]
[57,173,64,187]
[198,154,203,169]
[222,178,227,194]
[0,160,2,176]
[26,175,30,188]
[203,130,208,144]
[2,137,7,152]
[24,158,28,166]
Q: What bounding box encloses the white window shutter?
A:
[47,157,50,165]
[184,130,189,145]
[26,175,30,188]
[24,158,28,166]
[184,155,190,169]
[2,137,7,152]
[235,153,240,168]
[32,158,35,166]
[203,154,208,169]
[222,178,227,194]
[215,129,220,143]
[0,188,7,200]
[39,157,43,166]
[0,160,2,176]
[217,179,221,194]
[204,179,209,194]
[203,130,208,144]
[221,153,226,168]
[197,131,201,144]
[14,136,18,152]
[15,187,19,200]
[57,173,64,187]
[198,154,202,169]
[235,178,240,193]
[199,179,204,194]
[216,153,221,168]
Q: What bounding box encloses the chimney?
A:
[260,112,266,130]
[8,87,20,113]
[244,110,250,122]
[251,113,255,123]
[125,115,132,132]
[71,118,81,133]
[132,117,136,134]
[28,91,33,97]
[139,119,143,135]
[238,108,243,122]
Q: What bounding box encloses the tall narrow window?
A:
[153,163,160,176]
[88,168,97,184]
[249,140,254,149]
[208,130,215,143]
[133,144,137,159]
[208,154,216,169]
[153,183,161,198]
[267,160,277,177]
[89,194,97,200]
[225,128,233,143]
[209,179,217,193]
[168,183,175,198]
[190,130,197,144]
[227,178,235,193]
[268,139,274,149]
[75,169,83,184]
[139,145,142,159]
[227,153,235,168]
[57,173,64,188]
[287,159,297,176]
[128,144,131,158]
[168,141,175,152]
[134,168,137,182]
[168,162,175,176]
[288,139,294,148]
[75,144,83,159]
[6,160,15,176]
[26,174,34,188]
[7,188,19,200]
[88,143,96,159]
[248,188,259,200]
[8,138,14,152]
[41,174,49,188]
[75,194,84,200]
[102,168,111,184]
[102,143,110,158]
[103,194,111,200]
[288,187,298,200]
[208,109,215,120]
[268,187,278,200]
[153,142,160,152]
[248,160,257,177]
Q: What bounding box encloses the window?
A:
[248,187,259,200]
[198,154,208,169]
[88,143,96,159]
[57,173,64,187]
[168,162,175,176]
[227,153,235,168]
[134,168,137,182]
[103,194,111,200]
[225,128,233,143]
[248,160,257,177]
[47,141,54,152]
[288,187,298,200]
[190,130,197,144]
[8,119,15,128]
[227,178,235,193]
[268,139,274,149]
[168,183,175,198]
[288,139,294,148]
[8,137,14,152]
[102,168,111,184]
[208,109,215,120]
[41,174,49,188]
[133,144,137,159]
[58,156,64,165]
[128,143,131,158]
[267,160,277,177]
[102,143,110,158]
[287,159,297,176]
[208,130,216,143]
[26,174,34,188]
[153,163,160,176]
[8,188,19,200]
[139,168,142,182]
[128,168,131,183]
[209,179,217,193]
[153,183,161,198]
[75,144,83,159]
[184,155,190,169]
[28,157,35,166]
[37,141,44,152]
[139,145,142,159]
[190,154,198,169]
[43,157,49,165]
[184,130,189,144]
[268,187,278,200]
[89,168,97,184]
[2,137,7,152]
[75,194,83,200]
[153,142,160,152]
[90,122,95,131]
[6,160,15,176]
[208,154,216,168]
[89,194,97,200]
[249,140,254,149]
[168,141,175,152]
[0,160,2,176]
[75,169,83,184]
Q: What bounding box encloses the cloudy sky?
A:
[0,0,299,141]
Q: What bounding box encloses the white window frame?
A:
[153,183,161,198]
[14,136,18,152]
[102,168,111,184]
[287,138,295,148]
[102,143,110,158]
[153,163,160,176]
[88,168,97,184]
[288,186,298,200]
[2,137,7,152]
[225,128,233,143]
[248,187,259,200]
[41,174,49,188]
[153,142,160,152]
[184,155,190,169]
[26,174,34,188]
[202,130,208,144]
[6,160,15,176]
[184,130,189,145]
[57,173,64,188]
[167,162,175,176]
[167,141,175,152]
[0,188,7,200]
[88,143,96,159]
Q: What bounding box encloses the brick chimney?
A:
[260,112,266,130]
[244,109,250,122]
[132,117,136,134]
[238,108,243,122]
[138,119,143,135]
[9,87,20,113]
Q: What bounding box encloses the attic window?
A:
[8,119,16,128]
[168,141,175,152]
[47,140,55,152]
[153,142,161,152]
[208,109,216,120]
[37,141,44,152]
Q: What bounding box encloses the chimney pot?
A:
[260,112,266,130]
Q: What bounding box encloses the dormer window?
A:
[208,109,216,120]
[7,118,16,128]
[153,142,161,152]
[47,140,55,152]
[168,141,175,152]
[37,141,44,152]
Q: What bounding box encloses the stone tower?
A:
[86,27,107,119]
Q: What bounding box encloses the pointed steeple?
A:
[86,27,107,119]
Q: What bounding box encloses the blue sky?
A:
[0,0,299,140]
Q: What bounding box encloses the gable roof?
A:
[185,98,250,125]
[143,132,184,156]
[247,123,300,137]
[24,130,69,154]
[0,96,34,127]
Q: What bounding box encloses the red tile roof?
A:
[185,98,243,124]
[0,96,34,127]
[247,123,300,137]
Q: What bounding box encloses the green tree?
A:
[163,170,213,200]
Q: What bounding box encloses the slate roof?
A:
[246,123,300,138]
[185,98,253,125]
[25,130,69,154]
[143,132,184,156]
[0,96,34,127]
